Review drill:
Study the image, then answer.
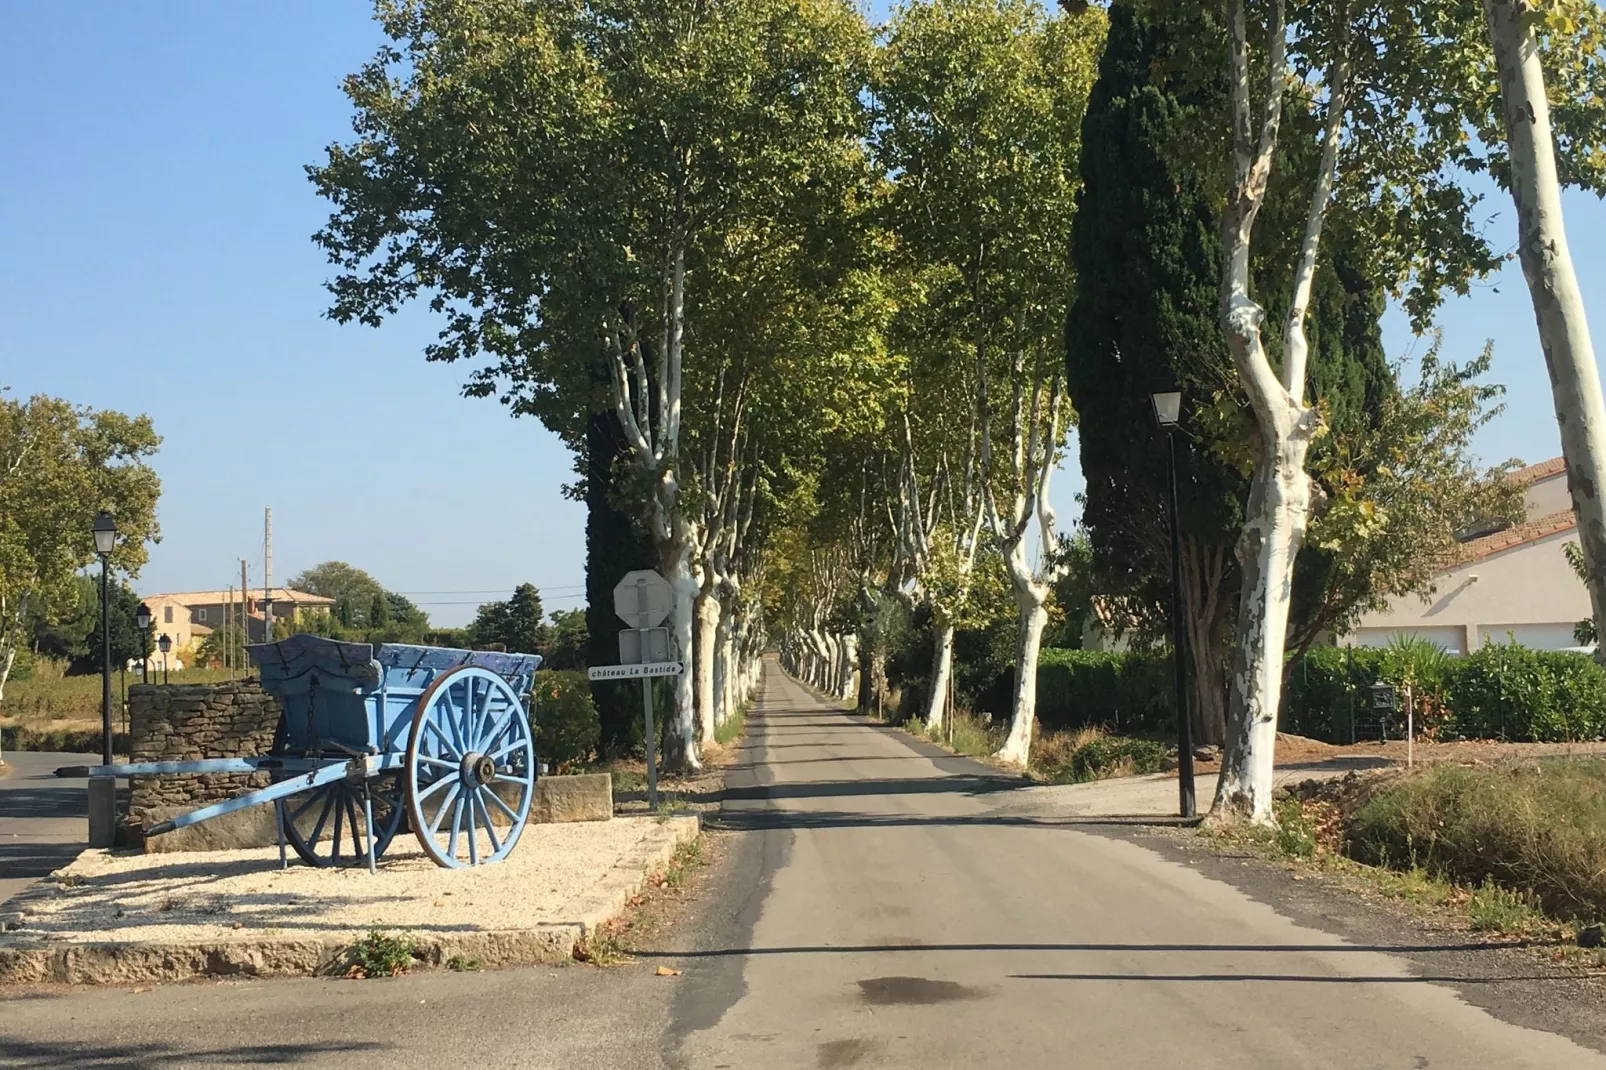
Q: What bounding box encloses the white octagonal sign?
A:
[613,569,674,628]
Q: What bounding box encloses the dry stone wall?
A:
[126,682,280,833]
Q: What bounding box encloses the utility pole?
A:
[241,559,250,648]
[225,584,234,678]
[264,508,274,643]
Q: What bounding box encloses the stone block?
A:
[141,804,282,853]
[530,774,613,824]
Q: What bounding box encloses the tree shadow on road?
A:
[0,1036,386,1068]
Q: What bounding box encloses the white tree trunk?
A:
[665,541,702,772]
[1212,429,1315,821]
[1483,0,1606,654]
[924,624,955,731]
[0,641,14,714]
[996,594,1048,767]
[715,612,734,727]
[839,633,859,702]
[694,588,720,743]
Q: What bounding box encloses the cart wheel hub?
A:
[462,753,496,786]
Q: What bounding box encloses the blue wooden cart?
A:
[89,635,543,871]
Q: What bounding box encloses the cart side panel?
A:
[247,636,383,754]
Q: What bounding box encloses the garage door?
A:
[1478,623,1580,651]
[1346,627,1464,655]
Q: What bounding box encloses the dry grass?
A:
[1,663,241,752]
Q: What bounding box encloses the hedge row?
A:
[1034,642,1606,744]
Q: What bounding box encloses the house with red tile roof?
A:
[1342,457,1590,654]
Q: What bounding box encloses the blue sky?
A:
[3,3,1602,626]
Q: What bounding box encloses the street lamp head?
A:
[92,511,118,556]
[136,603,152,630]
[1150,370,1183,429]
[157,633,172,655]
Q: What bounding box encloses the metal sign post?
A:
[590,570,681,813]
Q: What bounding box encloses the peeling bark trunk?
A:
[1212,430,1314,820]
[839,634,859,702]
[924,624,955,730]
[996,596,1049,767]
[1483,0,1606,658]
[663,536,702,773]
[694,589,720,743]
[0,641,14,710]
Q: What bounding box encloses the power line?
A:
[393,585,587,595]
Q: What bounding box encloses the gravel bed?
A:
[5,816,682,945]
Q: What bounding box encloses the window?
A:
[164,606,173,624]
[196,608,208,622]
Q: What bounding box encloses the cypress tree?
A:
[583,400,657,759]
[1067,3,1395,741]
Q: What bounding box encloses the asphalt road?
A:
[4,670,1606,1068]
[0,752,94,908]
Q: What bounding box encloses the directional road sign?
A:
[587,662,685,681]
[614,569,674,629]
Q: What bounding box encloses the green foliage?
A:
[468,584,548,655]
[1444,640,1606,742]
[194,622,248,671]
[346,929,416,978]
[0,393,162,695]
[543,608,588,670]
[714,704,746,746]
[531,669,601,772]
[1565,542,1598,647]
[1348,760,1606,922]
[285,561,429,644]
[1035,648,1175,735]
[1294,342,1522,652]
[1285,642,1606,744]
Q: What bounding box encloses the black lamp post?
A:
[92,511,117,768]
[157,633,172,685]
[135,602,152,684]
[1150,372,1196,818]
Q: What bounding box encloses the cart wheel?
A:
[277,775,406,868]
[405,666,536,868]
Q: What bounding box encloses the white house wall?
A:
[1344,529,1590,654]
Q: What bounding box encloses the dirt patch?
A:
[1189,736,1606,776]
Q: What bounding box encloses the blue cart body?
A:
[253,635,542,760]
[91,634,544,871]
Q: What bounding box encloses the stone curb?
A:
[0,815,700,986]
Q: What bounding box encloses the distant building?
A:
[139,588,336,654]
[1342,458,1589,654]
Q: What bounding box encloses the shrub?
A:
[530,670,601,772]
[1444,641,1606,742]
[1035,649,1173,735]
[1347,759,1606,921]
[346,929,416,978]
[1032,725,1168,784]
[1284,642,1606,744]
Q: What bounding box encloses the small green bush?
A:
[1033,726,1168,784]
[531,670,601,772]
[348,929,416,978]
[1348,759,1606,921]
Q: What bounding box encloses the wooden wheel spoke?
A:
[415,754,456,770]
[307,791,335,849]
[466,789,479,866]
[347,795,364,859]
[417,773,458,802]
[447,793,466,858]
[428,781,463,836]
[475,791,502,855]
[330,793,345,862]
[484,787,520,824]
